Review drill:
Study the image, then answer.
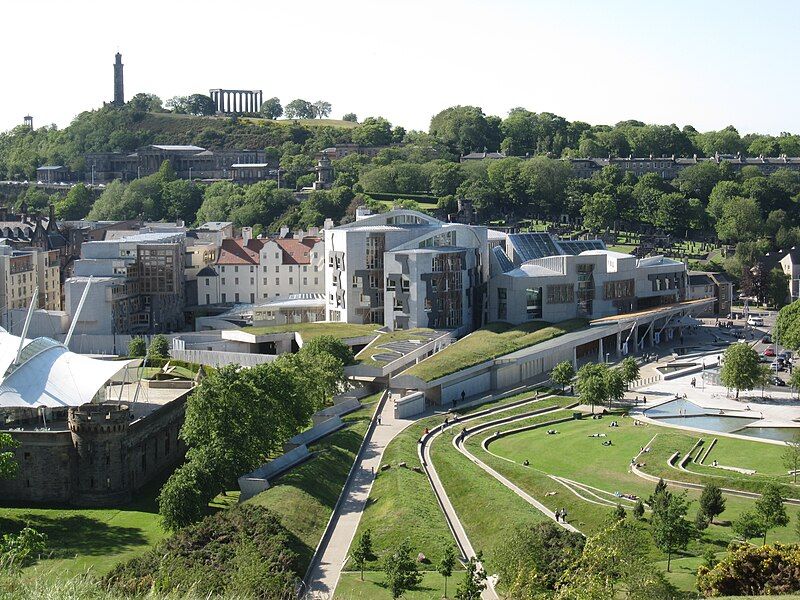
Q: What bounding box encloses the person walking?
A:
[561,508,568,524]
[377,415,382,426]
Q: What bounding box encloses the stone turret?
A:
[68,403,130,505]
[314,151,334,190]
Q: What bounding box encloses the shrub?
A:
[148,334,170,359]
[104,505,299,598]
[127,337,145,357]
[697,542,800,597]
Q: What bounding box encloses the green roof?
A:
[355,328,438,367]
[402,319,588,383]
[241,322,380,341]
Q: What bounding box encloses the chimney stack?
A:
[241,226,252,245]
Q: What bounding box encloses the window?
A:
[250,293,255,303]
[289,277,293,285]
[386,277,396,291]
[221,278,226,285]
[263,266,268,272]
[276,252,280,259]
[546,284,574,304]
[235,293,240,302]
[603,279,634,300]
[303,265,307,272]
[250,277,254,285]
[275,278,280,285]
[498,288,507,320]
[314,277,319,285]
[352,275,359,288]
[204,278,209,285]
[235,277,239,285]
[401,277,410,292]
[275,266,279,273]
[526,287,543,319]
[263,278,267,285]
[303,277,307,285]
[235,266,239,273]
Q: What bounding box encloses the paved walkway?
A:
[304,396,415,599]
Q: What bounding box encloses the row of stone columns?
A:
[210,90,263,115]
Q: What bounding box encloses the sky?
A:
[2,0,800,135]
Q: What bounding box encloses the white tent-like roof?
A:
[0,330,135,409]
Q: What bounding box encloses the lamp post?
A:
[91,163,95,186]
[189,167,193,182]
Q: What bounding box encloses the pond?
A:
[644,399,795,442]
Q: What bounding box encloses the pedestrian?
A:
[562,508,568,523]
[642,395,647,404]
[461,390,466,405]
[554,509,560,522]
[377,415,382,426]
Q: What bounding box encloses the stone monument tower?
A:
[113,53,124,106]
[313,151,334,190]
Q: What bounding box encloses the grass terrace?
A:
[402,319,587,382]
[241,321,380,341]
[355,328,437,367]
[245,393,381,572]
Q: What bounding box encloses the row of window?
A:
[218,264,318,273]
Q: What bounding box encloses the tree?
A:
[185,94,216,116]
[697,542,800,597]
[775,300,800,351]
[766,267,790,308]
[382,539,421,599]
[454,553,487,600]
[715,197,763,243]
[55,183,93,219]
[351,529,373,581]
[783,432,800,484]
[0,527,47,572]
[429,106,500,155]
[755,483,789,544]
[613,504,627,521]
[342,113,357,122]
[620,356,640,389]
[0,433,18,481]
[604,368,626,407]
[128,337,146,358]
[311,100,332,119]
[580,192,616,231]
[284,99,314,119]
[352,117,393,147]
[732,511,766,543]
[550,360,575,392]
[633,499,645,520]
[496,522,584,596]
[157,459,211,530]
[127,92,163,113]
[576,363,607,413]
[260,97,283,120]
[148,334,170,359]
[438,544,457,598]
[649,489,694,572]
[719,342,762,399]
[698,483,726,525]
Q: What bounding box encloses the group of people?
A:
[608,420,619,428]
[554,508,568,523]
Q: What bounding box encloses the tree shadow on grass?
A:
[0,513,147,558]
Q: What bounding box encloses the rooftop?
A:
[240,321,380,342]
[402,318,588,383]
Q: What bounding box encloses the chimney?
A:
[48,203,55,224]
[323,218,334,230]
[241,226,252,245]
[279,226,289,238]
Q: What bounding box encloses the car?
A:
[764,347,776,357]
[771,361,785,371]
[748,316,764,327]
[773,377,787,386]
[762,336,772,344]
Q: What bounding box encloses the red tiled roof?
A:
[275,237,320,265]
[216,238,264,265]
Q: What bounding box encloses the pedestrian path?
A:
[304,396,415,599]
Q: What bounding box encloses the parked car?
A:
[771,361,785,371]
[748,316,764,327]
[762,335,772,344]
[764,347,776,357]
[773,377,787,386]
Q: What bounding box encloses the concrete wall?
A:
[238,444,310,501]
[287,416,344,449]
[170,348,277,368]
[312,398,361,425]
[394,391,425,418]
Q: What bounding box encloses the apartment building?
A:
[0,244,61,326]
[325,209,489,330]
[65,232,185,334]
[197,228,325,306]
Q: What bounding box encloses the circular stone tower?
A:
[68,403,130,506]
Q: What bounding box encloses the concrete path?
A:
[454,411,581,534]
[304,396,415,599]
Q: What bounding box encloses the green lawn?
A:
[241,321,380,341]
[246,394,381,572]
[355,328,436,367]
[347,389,558,571]
[0,479,166,581]
[482,415,800,590]
[402,319,587,382]
[337,570,461,599]
[140,365,195,380]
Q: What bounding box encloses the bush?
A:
[127,337,145,357]
[148,334,170,359]
[104,505,299,598]
[697,542,800,597]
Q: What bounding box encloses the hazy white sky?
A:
[3,0,799,135]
